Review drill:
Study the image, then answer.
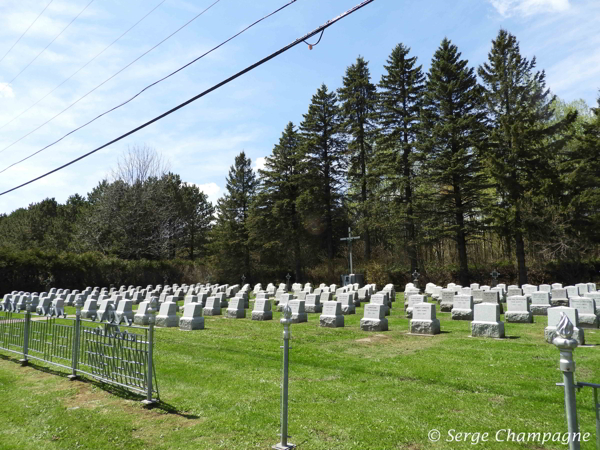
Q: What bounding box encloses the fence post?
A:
[273,304,295,450]
[68,296,83,381]
[19,298,32,366]
[553,313,581,450]
[142,297,157,407]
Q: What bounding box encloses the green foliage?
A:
[209,151,258,283]
[0,247,206,293]
[298,84,347,265]
[478,29,577,284]
[375,43,426,271]
[419,38,489,285]
[338,56,378,260]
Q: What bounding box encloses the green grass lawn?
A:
[1,294,599,450]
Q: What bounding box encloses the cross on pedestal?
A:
[491,269,500,287]
[285,273,291,292]
[340,227,360,275]
[412,269,420,289]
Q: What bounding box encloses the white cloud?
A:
[0,83,15,98]
[194,182,221,205]
[489,0,569,16]
[253,156,266,173]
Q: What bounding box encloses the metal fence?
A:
[0,310,158,403]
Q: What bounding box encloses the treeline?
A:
[2,30,600,289]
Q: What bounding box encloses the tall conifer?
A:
[420,38,488,286]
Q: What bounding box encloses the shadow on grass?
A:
[0,351,198,419]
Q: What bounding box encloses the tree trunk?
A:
[453,178,470,286]
[514,205,528,286]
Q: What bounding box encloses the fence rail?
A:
[0,311,158,402]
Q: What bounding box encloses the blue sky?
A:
[0,0,598,213]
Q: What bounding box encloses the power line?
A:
[0,0,376,197]
[0,0,95,94]
[0,0,55,65]
[0,0,223,156]
[0,0,167,132]
[0,0,298,175]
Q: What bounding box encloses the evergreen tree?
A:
[250,122,305,280]
[299,84,346,271]
[420,38,488,286]
[210,151,258,282]
[180,184,214,260]
[338,56,378,261]
[478,30,576,285]
[376,43,425,272]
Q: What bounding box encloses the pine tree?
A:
[338,56,378,261]
[250,122,305,281]
[478,30,576,285]
[299,84,346,270]
[376,43,425,272]
[420,38,488,286]
[210,151,258,282]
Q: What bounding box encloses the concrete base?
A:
[530,304,550,316]
[578,314,599,329]
[545,326,585,345]
[551,299,569,307]
[251,311,272,321]
[410,319,440,335]
[440,302,453,312]
[360,318,388,331]
[203,308,221,316]
[505,311,533,323]
[451,309,473,321]
[305,304,322,313]
[471,321,505,338]
[226,309,246,319]
[133,315,150,325]
[291,313,307,324]
[19,358,28,366]
[155,315,178,327]
[319,315,344,328]
[272,442,296,450]
[341,305,355,315]
[67,374,78,381]
[179,317,204,330]
[141,399,158,408]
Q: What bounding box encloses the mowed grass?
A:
[1,294,599,450]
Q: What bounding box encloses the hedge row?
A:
[0,248,208,294]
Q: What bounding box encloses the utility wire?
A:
[0,0,223,155]
[0,0,376,197]
[0,0,297,174]
[0,0,95,94]
[0,0,55,65]
[0,0,167,132]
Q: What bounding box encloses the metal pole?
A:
[69,297,82,380]
[143,298,157,407]
[20,298,31,365]
[553,313,580,450]
[274,305,295,450]
[349,242,353,275]
[594,387,599,450]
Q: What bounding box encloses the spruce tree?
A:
[210,151,258,282]
[420,38,488,286]
[478,30,576,285]
[338,56,377,261]
[376,43,425,272]
[299,84,345,270]
[250,122,305,281]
